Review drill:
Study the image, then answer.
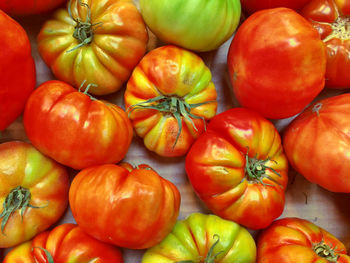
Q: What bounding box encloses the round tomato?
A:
[241,0,311,14]
[185,108,288,230]
[140,0,241,52]
[0,10,35,131]
[124,45,217,157]
[0,0,66,15]
[0,141,69,248]
[142,213,256,263]
[257,217,350,262]
[23,80,133,170]
[284,93,350,193]
[69,163,181,249]
[37,0,148,95]
[4,224,124,262]
[301,0,350,89]
[227,8,326,119]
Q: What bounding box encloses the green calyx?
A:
[0,186,41,234]
[78,80,98,100]
[33,247,55,263]
[313,241,339,262]
[127,95,212,148]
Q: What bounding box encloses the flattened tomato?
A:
[0,0,66,15]
[186,108,288,230]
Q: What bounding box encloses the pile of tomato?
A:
[1,0,350,262]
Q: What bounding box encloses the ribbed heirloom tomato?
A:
[186,108,288,230]
[0,0,66,15]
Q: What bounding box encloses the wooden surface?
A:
[2,1,350,261]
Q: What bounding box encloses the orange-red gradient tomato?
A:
[186,108,288,230]
[124,45,217,157]
[4,224,124,263]
[0,10,35,131]
[257,217,350,262]
[241,0,311,14]
[69,163,181,249]
[0,141,69,248]
[301,0,350,88]
[23,80,133,170]
[228,8,326,119]
[0,0,66,16]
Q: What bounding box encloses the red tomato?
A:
[284,93,350,193]
[241,0,311,14]
[4,224,124,263]
[257,217,350,262]
[301,0,350,88]
[69,163,181,249]
[23,80,133,170]
[185,108,288,230]
[0,10,35,131]
[227,8,326,119]
[0,0,66,15]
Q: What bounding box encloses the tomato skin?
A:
[0,0,66,15]
[142,213,256,263]
[23,80,133,170]
[186,108,288,230]
[0,10,35,131]
[300,0,350,89]
[37,0,148,95]
[257,217,350,263]
[227,8,326,119]
[0,141,69,248]
[69,163,181,249]
[124,45,217,157]
[4,224,124,262]
[241,0,311,14]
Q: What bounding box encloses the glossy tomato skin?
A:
[257,217,350,263]
[140,0,241,52]
[0,141,69,248]
[0,0,66,15]
[4,224,124,262]
[0,10,35,131]
[23,80,133,170]
[241,0,311,14]
[301,0,350,88]
[124,45,217,157]
[37,0,148,95]
[142,213,256,263]
[69,163,181,249]
[186,108,288,230]
[228,8,326,119]
[284,94,350,193]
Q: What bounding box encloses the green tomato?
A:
[142,213,256,263]
[140,0,241,52]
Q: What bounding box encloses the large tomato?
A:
[185,108,288,230]
[0,10,35,131]
[142,213,256,263]
[23,80,133,170]
[4,224,124,262]
[0,0,66,16]
[139,0,241,52]
[241,0,311,14]
[227,8,326,119]
[37,0,148,95]
[301,0,350,88]
[124,45,217,157]
[0,141,69,248]
[284,93,350,193]
[69,163,181,249]
[257,217,350,262]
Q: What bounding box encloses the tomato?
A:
[0,0,66,16]
[300,0,350,89]
[227,8,326,119]
[283,93,350,193]
[139,0,241,52]
[23,80,133,170]
[185,108,288,230]
[37,0,148,95]
[257,217,350,262]
[0,10,35,131]
[0,141,69,248]
[124,45,217,157]
[4,224,124,263]
[69,163,181,249]
[241,0,311,14]
[142,213,256,263]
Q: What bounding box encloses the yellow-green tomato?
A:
[140,0,241,52]
[142,213,256,263]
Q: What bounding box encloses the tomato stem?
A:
[312,103,322,116]
[313,241,339,262]
[78,80,98,101]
